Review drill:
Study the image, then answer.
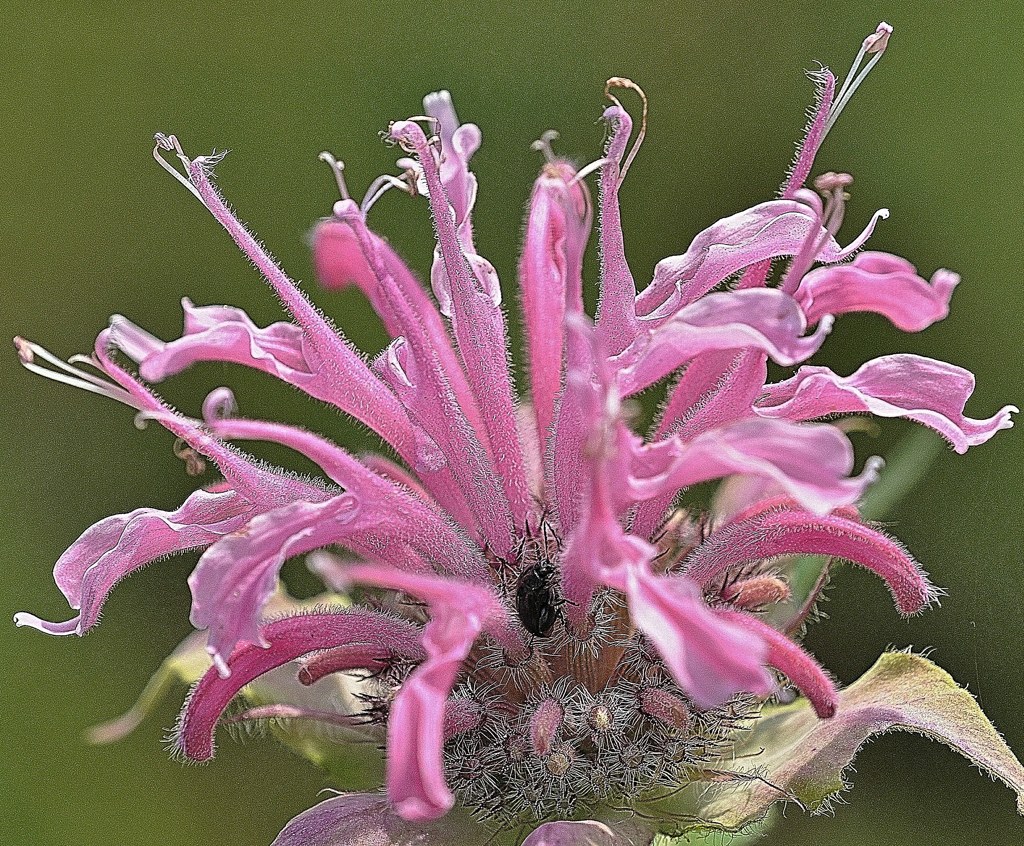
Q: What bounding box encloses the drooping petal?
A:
[715,609,838,718]
[190,492,444,672]
[271,792,482,846]
[389,119,531,531]
[686,504,938,616]
[613,288,832,396]
[619,568,773,709]
[795,251,960,330]
[176,610,422,762]
[630,349,768,539]
[630,418,881,517]
[14,487,260,637]
[636,198,866,318]
[343,563,511,822]
[200,402,486,580]
[109,302,420,466]
[519,159,592,448]
[757,354,1017,453]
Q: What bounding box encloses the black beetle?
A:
[516,559,562,637]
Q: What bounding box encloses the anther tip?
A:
[13,336,33,364]
[864,22,893,54]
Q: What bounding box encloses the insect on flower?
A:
[14,21,1024,846]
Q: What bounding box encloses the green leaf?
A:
[685,651,1024,832]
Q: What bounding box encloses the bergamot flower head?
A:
[15,21,1023,846]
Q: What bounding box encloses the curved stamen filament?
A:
[824,22,893,137]
[604,77,648,185]
[14,337,137,407]
[531,129,561,165]
[318,151,351,201]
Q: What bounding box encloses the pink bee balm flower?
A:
[16,22,1024,846]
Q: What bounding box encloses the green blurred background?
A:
[2,1,1021,843]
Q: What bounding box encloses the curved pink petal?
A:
[737,70,836,291]
[189,493,440,673]
[520,159,592,448]
[109,302,418,465]
[757,354,1017,453]
[344,563,510,822]
[620,567,773,710]
[389,119,531,532]
[686,505,939,615]
[613,288,832,396]
[716,609,838,718]
[202,408,485,580]
[796,251,960,330]
[424,90,481,240]
[14,487,258,636]
[594,104,640,354]
[637,198,856,317]
[631,418,880,517]
[631,349,768,540]
[176,610,421,762]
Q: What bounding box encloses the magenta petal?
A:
[390,120,531,531]
[686,505,939,615]
[189,494,424,671]
[637,198,851,317]
[716,609,838,718]
[345,563,509,822]
[614,289,832,396]
[594,104,640,354]
[522,820,655,846]
[757,354,1017,454]
[15,488,258,637]
[520,160,592,449]
[633,418,879,517]
[631,349,768,540]
[109,303,419,466]
[203,412,486,580]
[622,568,773,709]
[176,610,422,762]
[796,251,960,330]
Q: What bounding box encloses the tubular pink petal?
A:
[795,251,960,330]
[343,563,510,822]
[109,302,419,465]
[631,349,768,539]
[201,409,486,580]
[176,610,421,762]
[389,119,531,531]
[737,70,837,291]
[594,104,640,354]
[686,505,938,616]
[520,159,593,451]
[613,289,832,397]
[622,567,773,710]
[15,487,260,637]
[716,609,838,718]
[522,820,655,846]
[757,354,1018,454]
[316,205,489,451]
[631,418,880,517]
[310,218,380,295]
[637,199,851,318]
[298,640,423,686]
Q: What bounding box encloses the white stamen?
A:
[605,77,648,186]
[530,130,561,165]
[153,133,205,203]
[318,151,351,201]
[824,22,894,137]
[360,173,417,215]
[568,157,611,188]
[14,337,137,407]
